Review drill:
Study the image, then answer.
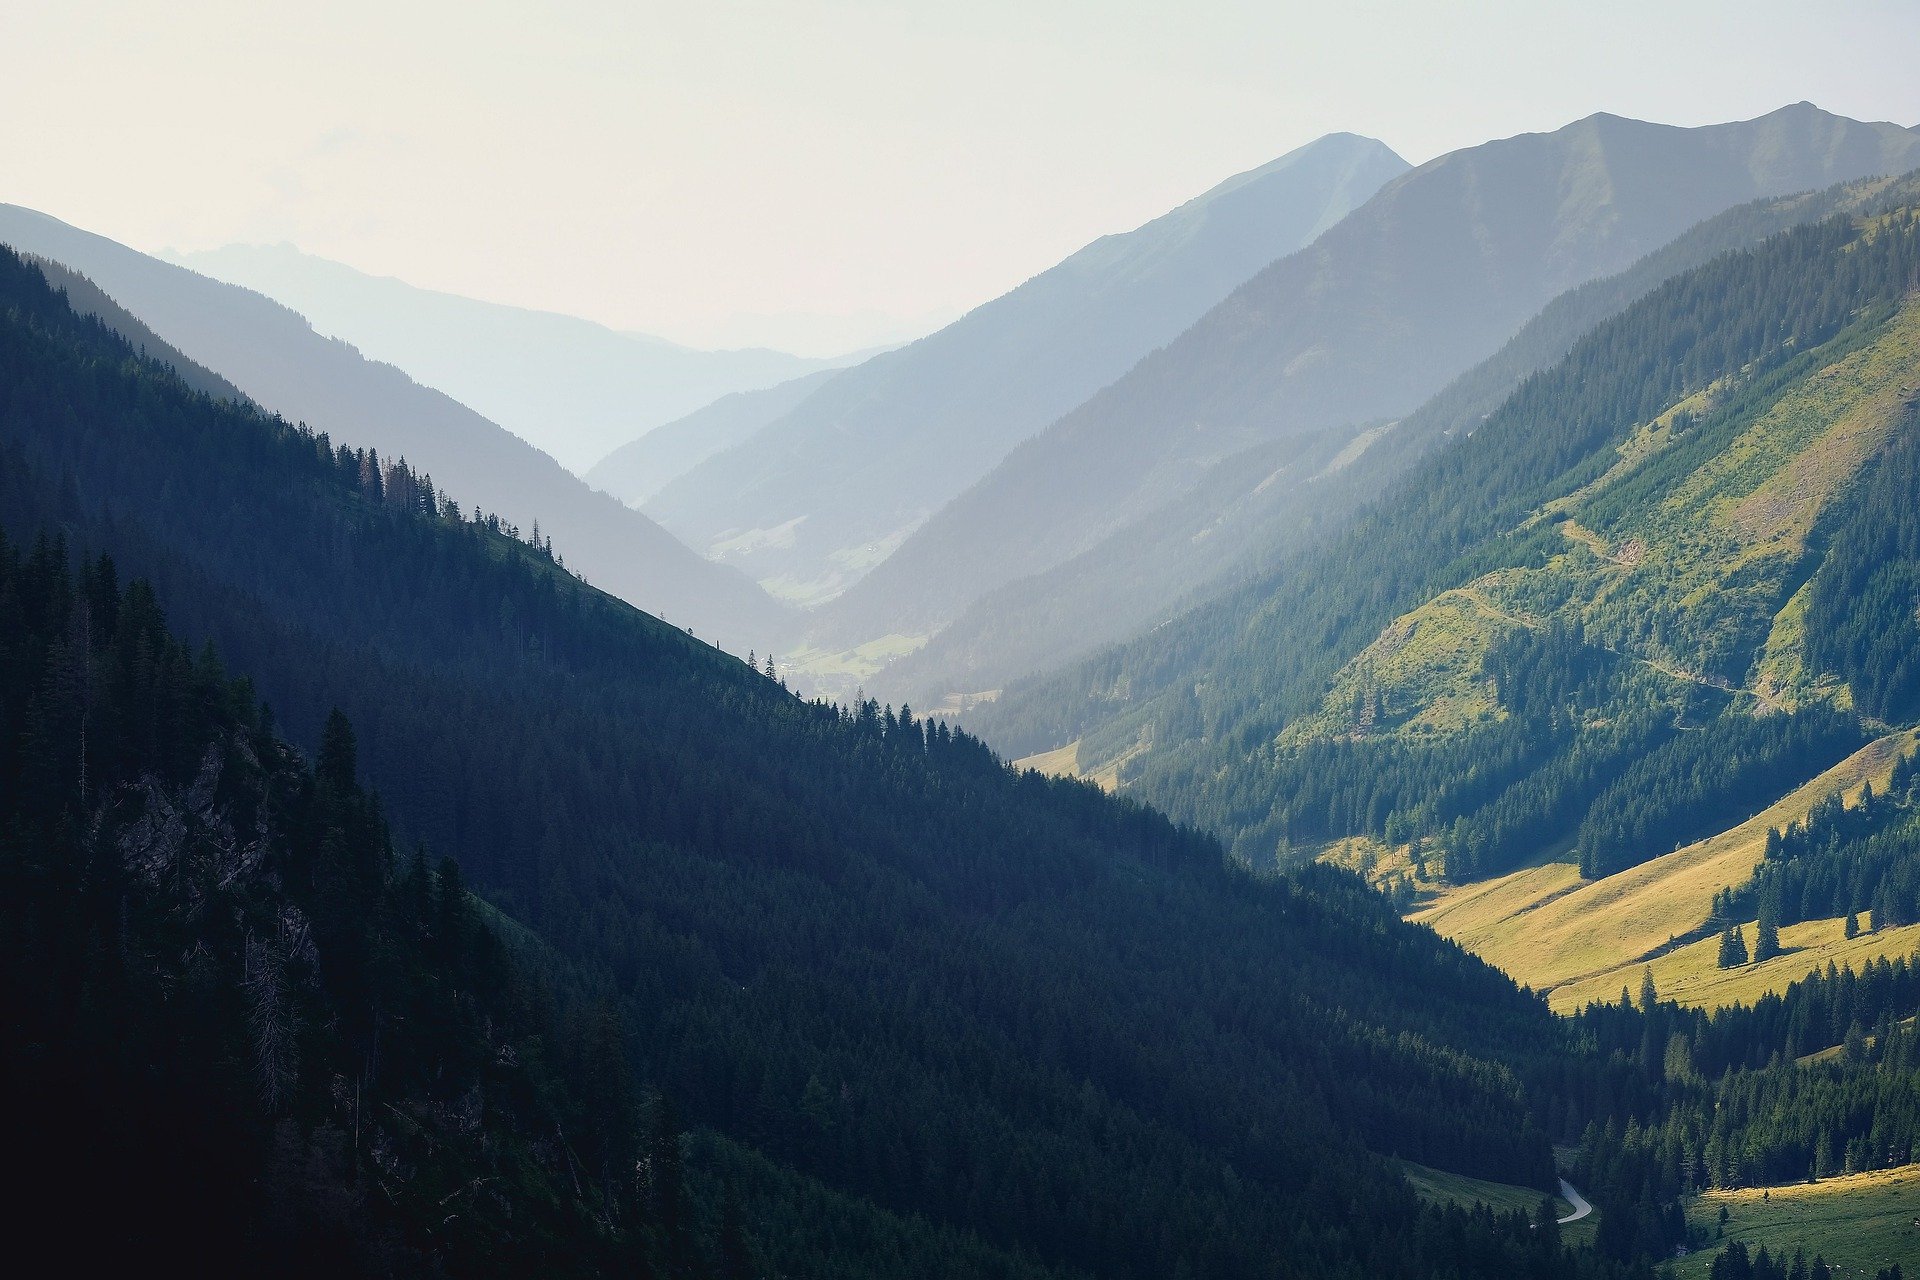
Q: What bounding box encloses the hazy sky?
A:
[7,1,1918,354]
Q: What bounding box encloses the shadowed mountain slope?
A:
[0,241,1641,1280]
[0,204,792,654]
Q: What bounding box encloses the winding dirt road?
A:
[1557,1178,1593,1225]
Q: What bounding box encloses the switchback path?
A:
[1557,1178,1593,1225]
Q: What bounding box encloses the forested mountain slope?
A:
[644,134,1407,605]
[0,204,791,654]
[587,366,842,506]
[833,104,1920,664]
[0,247,1650,1279]
[26,254,249,404]
[980,204,1920,897]
[872,172,1920,709]
[0,541,688,1275]
[946,208,1920,1272]
[1565,958,1920,1266]
[166,242,842,473]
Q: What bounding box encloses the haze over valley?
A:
[5,5,1920,1277]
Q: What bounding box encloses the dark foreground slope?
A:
[0,543,664,1275]
[0,204,790,654]
[0,249,1653,1279]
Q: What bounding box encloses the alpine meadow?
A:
[4,6,1920,1278]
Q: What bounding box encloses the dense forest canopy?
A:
[0,245,1688,1277]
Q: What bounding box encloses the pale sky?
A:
[6,0,1918,354]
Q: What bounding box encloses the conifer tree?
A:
[648,1095,695,1279]
[1717,925,1749,969]
[318,707,358,793]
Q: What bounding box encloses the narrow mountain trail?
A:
[1557,1179,1593,1225]
[1453,583,1786,713]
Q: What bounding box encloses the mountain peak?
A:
[638,138,1408,612]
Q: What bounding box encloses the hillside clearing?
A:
[1014,739,1081,779]
[1400,1161,1595,1247]
[1553,915,1920,1012]
[1409,730,1920,1008]
[1676,1165,1920,1279]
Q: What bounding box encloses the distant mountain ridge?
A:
[868,170,1920,709]
[641,133,1410,604]
[0,203,793,654]
[822,103,1920,667]
[587,366,843,505]
[162,242,849,473]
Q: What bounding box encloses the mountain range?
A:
[0,204,791,654]
[873,166,1920,711]
[163,242,852,474]
[975,171,1920,1008]
[819,103,1920,700]
[8,95,1920,1279]
[637,133,1410,605]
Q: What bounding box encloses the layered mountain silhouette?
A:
[164,242,848,474]
[588,366,843,505]
[0,204,792,653]
[873,170,1920,706]
[822,103,1920,672]
[641,133,1410,604]
[975,173,1920,842]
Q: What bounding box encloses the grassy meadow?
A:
[1676,1166,1920,1279]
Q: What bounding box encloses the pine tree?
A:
[1754,911,1781,963]
[717,1195,756,1280]
[318,707,358,793]
[1717,925,1750,969]
[648,1095,695,1278]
